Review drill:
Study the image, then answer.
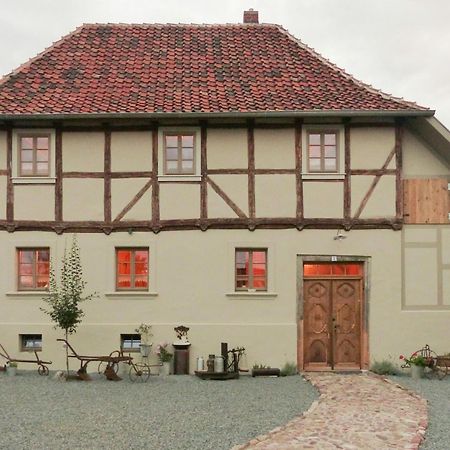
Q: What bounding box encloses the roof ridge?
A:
[79,22,278,28]
[0,25,86,86]
[274,24,427,111]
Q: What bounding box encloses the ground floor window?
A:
[20,334,42,351]
[17,248,50,290]
[235,249,267,291]
[116,248,149,290]
[120,334,141,352]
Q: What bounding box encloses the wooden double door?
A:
[303,271,363,370]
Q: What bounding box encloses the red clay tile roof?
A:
[0,23,427,116]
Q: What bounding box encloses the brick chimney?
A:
[243,9,259,24]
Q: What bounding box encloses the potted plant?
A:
[156,342,173,375]
[399,353,427,379]
[251,363,280,377]
[6,361,18,376]
[135,323,153,358]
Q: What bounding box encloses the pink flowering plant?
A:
[399,352,427,367]
[156,342,173,363]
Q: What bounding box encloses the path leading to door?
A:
[233,373,428,450]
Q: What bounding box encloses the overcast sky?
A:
[1,0,449,125]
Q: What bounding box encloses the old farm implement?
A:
[57,339,151,382]
[0,343,52,375]
[402,344,449,380]
[195,343,247,380]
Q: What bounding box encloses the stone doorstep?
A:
[232,373,429,450]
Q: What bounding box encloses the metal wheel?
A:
[98,361,119,375]
[129,363,150,382]
[435,360,448,380]
[38,365,49,376]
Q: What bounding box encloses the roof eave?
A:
[0,109,435,121]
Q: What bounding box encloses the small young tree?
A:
[41,235,97,375]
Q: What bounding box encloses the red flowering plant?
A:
[399,352,428,367]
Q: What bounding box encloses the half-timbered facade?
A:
[0,11,449,371]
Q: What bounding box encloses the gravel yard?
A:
[389,375,450,450]
[1,371,318,450]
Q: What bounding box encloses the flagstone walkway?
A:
[233,373,428,450]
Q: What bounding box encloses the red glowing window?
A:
[17,248,50,290]
[235,249,267,291]
[303,263,362,277]
[116,248,149,290]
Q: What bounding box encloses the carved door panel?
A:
[332,280,361,369]
[303,280,332,369]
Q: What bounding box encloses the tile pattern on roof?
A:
[0,23,425,115]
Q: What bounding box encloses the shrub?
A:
[370,360,399,375]
[280,362,297,376]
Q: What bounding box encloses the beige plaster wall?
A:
[255,175,296,217]
[254,128,295,169]
[208,175,248,216]
[2,228,448,371]
[0,131,6,170]
[351,127,396,170]
[303,182,343,218]
[62,132,104,172]
[207,129,247,169]
[111,179,152,221]
[403,129,449,177]
[0,178,6,220]
[351,175,396,218]
[402,225,450,308]
[63,179,104,221]
[111,132,152,172]
[159,183,200,220]
[14,185,54,221]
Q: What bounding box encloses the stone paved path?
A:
[233,373,428,450]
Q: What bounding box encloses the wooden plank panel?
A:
[404,178,449,224]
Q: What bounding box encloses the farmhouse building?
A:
[0,10,449,371]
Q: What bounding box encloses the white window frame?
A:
[12,129,56,184]
[158,127,201,182]
[302,125,345,180]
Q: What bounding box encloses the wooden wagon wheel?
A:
[38,365,49,376]
[97,350,121,375]
[129,363,150,382]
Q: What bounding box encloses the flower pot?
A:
[252,368,281,377]
[160,361,171,376]
[6,366,17,377]
[411,364,424,380]
[139,343,152,358]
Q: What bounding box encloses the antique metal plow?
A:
[0,343,52,375]
[57,339,150,382]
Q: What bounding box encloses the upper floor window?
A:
[20,334,42,352]
[163,133,195,175]
[307,131,338,173]
[19,135,50,177]
[17,248,50,291]
[116,248,149,290]
[235,249,267,291]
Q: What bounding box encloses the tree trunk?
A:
[65,329,69,376]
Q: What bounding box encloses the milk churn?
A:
[196,356,205,371]
[207,354,215,372]
[214,355,225,373]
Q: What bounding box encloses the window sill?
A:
[226,292,278,299]
[302,173,345,180]
[12,177,56,185]
[158,175,201,182]
[104,292,158,299]
[6,291,49,297]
